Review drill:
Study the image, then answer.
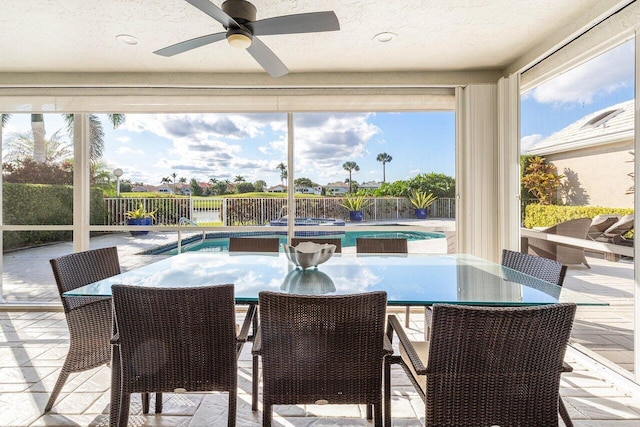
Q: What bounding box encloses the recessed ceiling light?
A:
[373,32,396,43]
[116,34,138,45]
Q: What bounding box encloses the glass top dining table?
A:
[64,252,606,306]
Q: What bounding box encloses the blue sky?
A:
[521,39,634,152]
[2,40,634,187]
[4,110,455,188]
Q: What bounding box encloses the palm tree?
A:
[63,113,126,164]
[342,161,360,194]
[3,129,72,164]
[0,114,10,158]
[276,162,287,186]
[161,176,172,191]
[31,114,46,163]
[376,152,393,183]
[171,172,178,193]
[234,175,246,182]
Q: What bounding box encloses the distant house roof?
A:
[359,181,381,189]
[326,182,349,188]
[526,99,634,156]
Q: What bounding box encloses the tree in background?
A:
[521,155,564,205]
[372,172,455,198]
[3,129,71,165]
[294,177,314,188]
[171,172,178,193]
[276,162,287,186]
[3,159,72,185]
[190,178,203,196]
[342,161,360,194]
[234,175,246,182]
[376,152,392,183]
[236,182,256,193]
[254,180,267,192]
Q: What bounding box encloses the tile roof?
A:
[526,99,634,156]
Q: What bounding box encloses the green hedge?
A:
[3,183,106,251]
[524,204,634,228]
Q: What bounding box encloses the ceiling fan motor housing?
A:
[222,0,257,25]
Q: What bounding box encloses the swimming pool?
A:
[148,230,444,256]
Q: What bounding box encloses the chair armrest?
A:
[388,314,427,374]
[383,335,393,355]
[237,304,257,343]
[251,328,262,355]
[110,332,120,345]
[562,361,573,373]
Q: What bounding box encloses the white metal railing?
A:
[104,196,456,226]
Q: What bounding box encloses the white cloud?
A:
[116,146,143,155]
[525,40,633,105]
[520,134,544,152]
[116,136,131,143]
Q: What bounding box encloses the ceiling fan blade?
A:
[185,0,239,28]
[251,11,340,36]
[247,36,289,78]
[154,32,226,56]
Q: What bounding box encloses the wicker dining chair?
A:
[46,247,123,412]
[356,237,412,327]
[228,237,280,252]
[385,303,577,427]
[110,284,255,427]
[501,249,568,285]
[253,291,392,427]
[291,237,342,253]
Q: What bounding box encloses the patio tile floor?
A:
[0,310,639,426]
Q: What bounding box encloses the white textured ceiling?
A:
[0,0,617,76]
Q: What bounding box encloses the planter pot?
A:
[128,218,151,236]
[349,210,363,222]
[415,208,428,219]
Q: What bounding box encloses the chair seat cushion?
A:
[399,340,429,393]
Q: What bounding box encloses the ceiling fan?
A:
[154,0,340,78]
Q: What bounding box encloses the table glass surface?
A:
[63,253,606,306]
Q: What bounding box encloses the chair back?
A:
[603,214,634,237]
[228,237,280,252]
[356,237,408,254]
[112,284,238,393]
[50,246,121,312]
[426,303,576,426]
[291,237,342,253]
[258,291,388,404]
[501,249,567,286]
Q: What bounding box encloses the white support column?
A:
[286,113,295,243]
[497,74,522,252]
[0,117,4,302]
[73,114,91,252]
[455,84,500,261]
[634,30,640,384]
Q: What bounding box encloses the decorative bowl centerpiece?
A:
[282,241,336,270]
[280,269,336,294]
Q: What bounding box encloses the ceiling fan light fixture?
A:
[227,33,252,49]
[116,34,138,45]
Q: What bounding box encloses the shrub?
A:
[524,204,634,229]
[3,183,105,251]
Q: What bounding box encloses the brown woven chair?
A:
[501,249,567,285]
[228,237,280,252]
[291,237,342,253]
[253,291,392,427]
[526,217,592,268]
[46,247,123,412]
[356,237,408,254]
[110,284,255,427]
[386,303,577,427]
[356,237,413,327]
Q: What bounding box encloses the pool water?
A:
[153,231,444,256]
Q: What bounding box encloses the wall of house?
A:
[546,140,634,208]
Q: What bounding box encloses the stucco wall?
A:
[545,140,634,208]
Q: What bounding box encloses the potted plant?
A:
[339,194,371,222]
[125,203,157,236]
[408,191,437,219]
